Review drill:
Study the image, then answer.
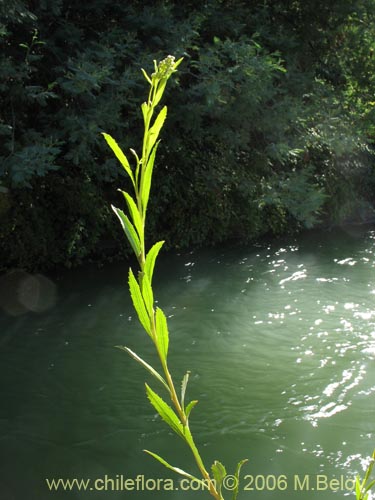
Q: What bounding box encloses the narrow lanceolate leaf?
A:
[141,272,154,317]
[174,57,184,70]
[211,461,227,496]
[145,383,183,438]
[155,307,169,363]
[364,479,375,494]
[183,426,207,473]
[120,190,143,239]
[116,346,170,394]
[112,205,140,257]
[102,133,134,185]
[144,240,164,284]
[141,101,149,127]
[147,106,167,153]
[144,450,202,483]
[153,79,167,107]
[128,268,152,337]
[129,148,140,165]
[231,459,248,500]
[356,476,361,499]
[141,68,152,85]
[181,371,190,410]
[185,400,198,420]
[364,451,375,484]
[141,140,159,213]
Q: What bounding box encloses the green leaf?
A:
[211,461,227,496]
[130,148,140,165]
[356,476,362,499]
[120,190,143,238]
[145,383,183,437]
[364,479,375,494]
[174,57,184,70]
[144,450,203,483]
[128,268,152,337]
[112,205,140,257]
[141,140,159,212]
[145,240,164,283]
[147,106,167,153]
[364,452,375,484]
[155,307,169,363]
[231,459,248,500]
[141,68,152,85]
[130,148,141,183]
[141,102,149,126]
[141,272,154,317]
[116,346,170,394]
[183,426,207,474]
[102,133,134,185]
[185,400,198,419]
[153,79,167,107]
[181,371,190,410]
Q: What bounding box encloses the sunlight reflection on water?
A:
[1,228,375,499]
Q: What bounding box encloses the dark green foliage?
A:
[1,0,375,271]
[0,173,117,270]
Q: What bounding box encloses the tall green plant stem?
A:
[103,56,246,500]
[146,278,218,499]
[129,61,220,500]
[132,62,188,429]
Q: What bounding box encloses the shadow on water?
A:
[0,226,375,499]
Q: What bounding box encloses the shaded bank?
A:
[1,1,375,271]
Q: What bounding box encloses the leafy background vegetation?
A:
[1,0,375,271]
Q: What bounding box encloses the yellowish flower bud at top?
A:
[152,55,176,81]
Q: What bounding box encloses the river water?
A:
[0,227,374,500]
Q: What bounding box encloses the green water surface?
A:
[0,227,374,500]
